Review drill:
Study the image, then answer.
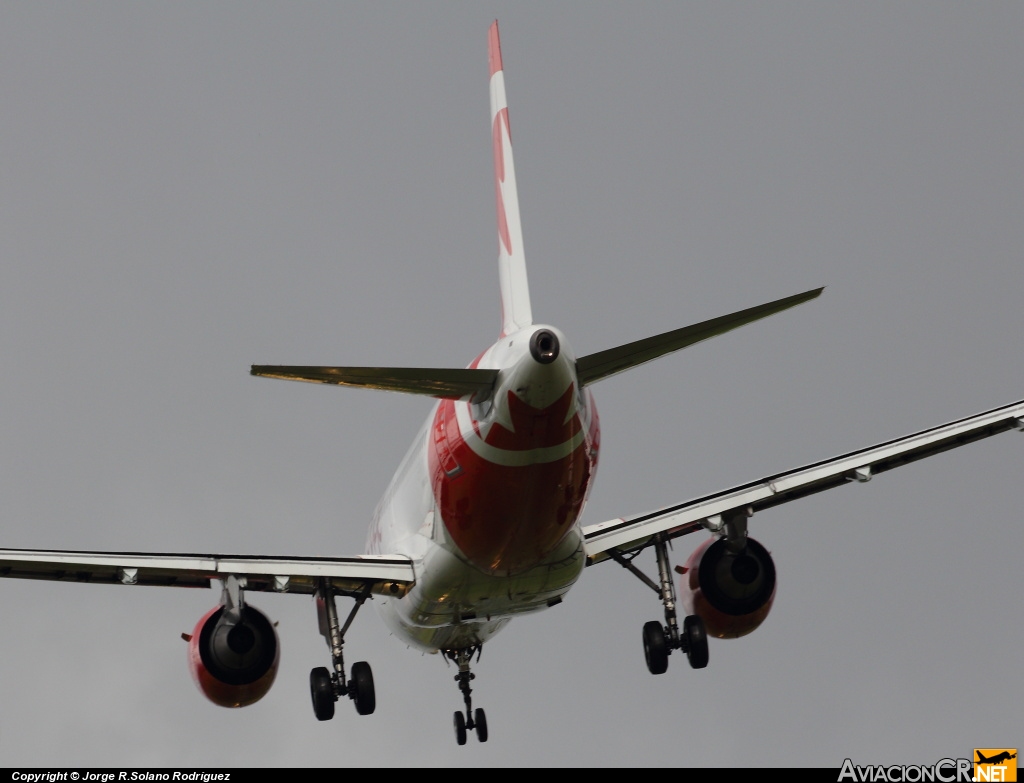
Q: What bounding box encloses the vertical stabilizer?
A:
[489,21,533,337]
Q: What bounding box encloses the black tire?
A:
[683,614,709,669]
[309,666,335,721]
[350,661,376,716]
[474,707,488,743]
[642,620,669,675]
[453,710,467,746]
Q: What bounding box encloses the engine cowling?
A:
[187,604,280,708]
[681,536,776,639]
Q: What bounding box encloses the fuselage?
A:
[366,324,600,651]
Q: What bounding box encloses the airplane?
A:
[2,20,1023,748]
[977,752,1017,765]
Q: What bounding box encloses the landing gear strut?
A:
[445,646,488,745]
[612,533,709,675]
[309,579,376,720]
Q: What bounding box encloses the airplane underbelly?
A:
[429,391,599,575]
[376,523,584,652]
[437,449,589,575]
[369,374,599,653]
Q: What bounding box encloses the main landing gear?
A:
[612,533,709,675]
[445,646,488,745]
[309,579,376,721]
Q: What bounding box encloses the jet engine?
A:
[186,603,280,707]
[681,536,776,639]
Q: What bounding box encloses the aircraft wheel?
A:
[309,666,335,721]
[642,620,669,675]
[351,661,376,716]
[683,614,709,669]
[474,707,488,743]
[453,710,467,746]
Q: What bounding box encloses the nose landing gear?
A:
[446,646,488,745]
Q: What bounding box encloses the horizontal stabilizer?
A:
[576,287,823,386]
[251,365,499,399]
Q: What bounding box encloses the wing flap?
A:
[584,396,1024,563]
[0,550,416,597]
[250,365,498,400]
[576,287,823,386]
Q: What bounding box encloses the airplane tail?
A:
[490,21,533,338]
[485,23,821,372]
[253,27,823,400]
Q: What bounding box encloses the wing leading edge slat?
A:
[0,550,415,597]
[583,396,1024,563]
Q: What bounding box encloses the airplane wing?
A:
[0,549,415,597]
[583,397,1024,564]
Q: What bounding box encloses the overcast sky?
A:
[0,2,1021,768]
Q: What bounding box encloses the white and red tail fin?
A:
[489,21,533,338]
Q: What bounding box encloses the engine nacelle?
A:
[187,604,280,708]
[681,536,776,639]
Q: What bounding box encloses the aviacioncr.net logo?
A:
[838,758,973,782]
[973,749,1017,782]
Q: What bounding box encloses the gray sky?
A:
[1,2,1021,768]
